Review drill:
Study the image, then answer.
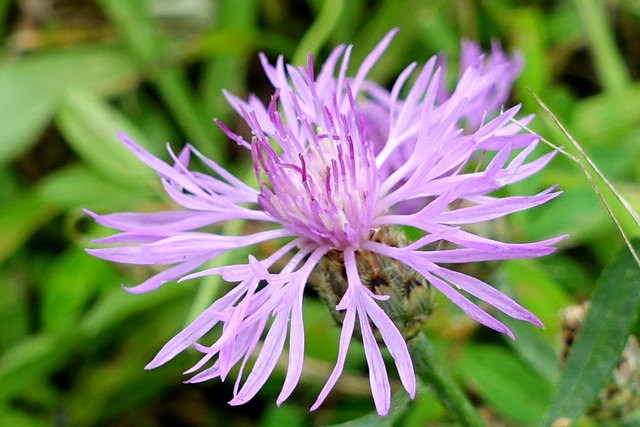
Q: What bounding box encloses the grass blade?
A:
[541,238,640,426]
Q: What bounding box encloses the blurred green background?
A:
[1,0,639,426]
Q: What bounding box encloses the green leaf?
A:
[403,388,445,427]
[37,164,157,211]
[99,0,219,161]
[459,345,553,424]
[55,90,156,188]
[80,276,192,338]
[498,313,559,383]
[502,259,572,343]
[350,0,440,83]
[572,0,631,93]
[199,0,259,159]
[572,83,640,146]
[68,299,190,426]
[41,249,116,333]
[292,0,344,65]
[541,239,640,426]
[0,46,139,165]
[0,403,50,427]
[0,162,158,263]
[96,0,165,65]
[0,332,76,400]
[0,265,31,348]
[304,299,340,362]
[523,186,607,244]
[0,193,58,263]
[508,9,550,109]
[261,403,304,427]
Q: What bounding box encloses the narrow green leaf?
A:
[292,0,344,65]
[80,276,192,338]
[0,163,157,263]
[261,403,304,427]
[200,0,258,154]
[572,0,631,93]
[68,300,190,426]
[403,388,445,427]
[38,164,157,211]
[508,9,550,109]
[0,332,76,400]
[498,313,560,383]
[545,2,582,43]
[502,259,572,343]
[522,187,607,244]
[153,69,217,158]
[459,345,553,424]
[350,0,435,82]
[0,404,50,427]
[55,90,156,188]
[0,194,58,263]
[41,249,116,333]
[0,46,139,165]
[0,266,31,348]
[96,0,163,64]
[572,83,640,146]
[99,0,219,162]
[541,239,640,426]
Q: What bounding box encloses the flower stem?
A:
[408,332,485,427]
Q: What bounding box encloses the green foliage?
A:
[543,239,640,426]
[0,46,139,165]
[1,0,639,425]
[460,345,553,423]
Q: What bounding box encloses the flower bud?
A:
[311,226,433,340]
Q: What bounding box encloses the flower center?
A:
[253,110,380,249]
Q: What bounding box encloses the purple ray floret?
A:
[86,29,565,416]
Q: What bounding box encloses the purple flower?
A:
[436,39,523,130]
[86,30,563,415]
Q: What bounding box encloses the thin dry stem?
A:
[528,89,640,228]
[510,89,640,269]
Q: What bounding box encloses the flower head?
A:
[87,30,563,415]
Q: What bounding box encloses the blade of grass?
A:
[572,0,631,93]
[200,0,258,150]
[56,90,156,187]
[460,345,552,424]
[0,45,139,165]
[98,0,220,162]
[153,69,219,160]
[292,0,345,66]
[0,194,58,263]
[541,238,640,426]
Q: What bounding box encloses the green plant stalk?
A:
[408,332,485,427]
[292,0,344,66]
[573,0,630,93]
